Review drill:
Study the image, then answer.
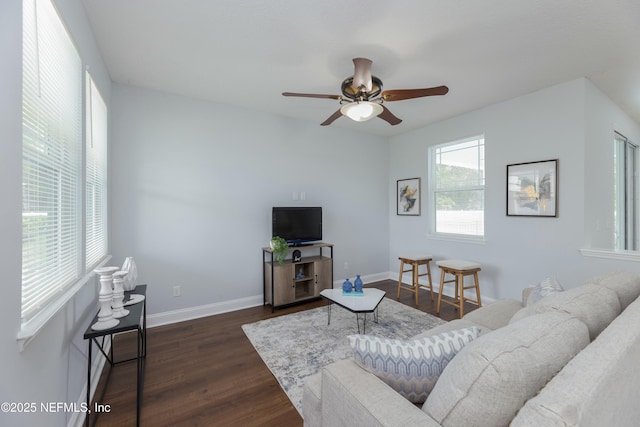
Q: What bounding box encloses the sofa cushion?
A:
[526,276,564,306]
[511,297,640,427]
[585,270,640,310]
[412,318,490,339]
[302,372,322,427]
[510,283,621,340]
[423,312,590,427]
[349,327,479,403]
[462,299,523,330]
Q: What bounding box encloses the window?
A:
[614,131,638,250]
[86,74,108,268]
[429,136,485,237]
[21,0,108,332]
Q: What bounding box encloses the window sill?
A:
[16,255,112,352]
[427,233,486,245]
[579,248,640,262]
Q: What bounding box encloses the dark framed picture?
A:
[507,159,558,217]
[397,178,420,215]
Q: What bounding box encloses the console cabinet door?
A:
[265,263,295,306]
[313,258,333,295]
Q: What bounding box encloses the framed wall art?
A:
[397,178,421,216]
[507,159,558,217]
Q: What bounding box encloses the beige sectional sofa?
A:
[302,270,640,427]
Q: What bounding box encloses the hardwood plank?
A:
[92,279,476,426]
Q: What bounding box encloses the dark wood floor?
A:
[91,279,476,426]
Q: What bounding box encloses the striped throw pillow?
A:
[348,327,479,403]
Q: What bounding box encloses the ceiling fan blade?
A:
[352,58,373,93]
[282,92,342,100]
[320,109,343,126]
[378,105,402,126]
[381,85,449,102]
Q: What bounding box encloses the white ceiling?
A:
[81,0,640,137]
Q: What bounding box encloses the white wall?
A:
[389,78,640,300]
[0,1,111,426]
[110,84,390,316]
[584,80,640,249]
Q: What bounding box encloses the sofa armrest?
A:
[321,359,441,427]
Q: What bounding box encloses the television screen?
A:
[272,207,322,245]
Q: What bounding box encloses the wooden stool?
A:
[397,255,434,305]
[436,259,482,318]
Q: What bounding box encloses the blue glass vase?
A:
[342,278,352,293]
[354,275,363,292]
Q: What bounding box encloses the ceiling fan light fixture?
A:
[340,101,383,122]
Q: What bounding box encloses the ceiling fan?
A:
[282,57,449,126]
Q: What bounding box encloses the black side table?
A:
[83,284,147,427]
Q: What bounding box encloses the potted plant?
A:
[270,236,289,265]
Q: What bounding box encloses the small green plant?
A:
[270,236,289,265]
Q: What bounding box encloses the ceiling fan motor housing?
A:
[341,76,383,100]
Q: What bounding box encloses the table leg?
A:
[86,340,92,427]
[327,303,331,326]
[136,324,141,427]
[363,313,367,334]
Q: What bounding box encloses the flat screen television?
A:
[272,206,322,245]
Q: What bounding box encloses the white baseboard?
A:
[148,272,394,328]
[147,270,495,329]
[147,295,264,328]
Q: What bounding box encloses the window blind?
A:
[86,74,108,269]
[22,0,82,322]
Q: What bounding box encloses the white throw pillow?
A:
[526,276,563,306]
[348,327,479,403]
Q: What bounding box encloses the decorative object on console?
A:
[397,178,421,215]
[92,266,120,331]
[292,249,302,262]
[270,236,289,265]
[121,256,138,291]
[507,159,558,217]
[354,275,363,292]
[296,267,305,280]
[111,271,130,318]
[121,256,145,306]
[342,278,353,293]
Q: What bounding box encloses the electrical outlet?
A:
[173,286,181,297]
[300,191,306,200]
[343,262,349,270]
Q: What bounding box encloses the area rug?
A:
[241,298,446,415]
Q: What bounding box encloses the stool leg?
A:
[397,260,405,299]
[474,272,482,308]
[413,262,419,305]
[454,274,460,305]
[426,262,434,301]
[458,273,465,318]
[436,269,445,314]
